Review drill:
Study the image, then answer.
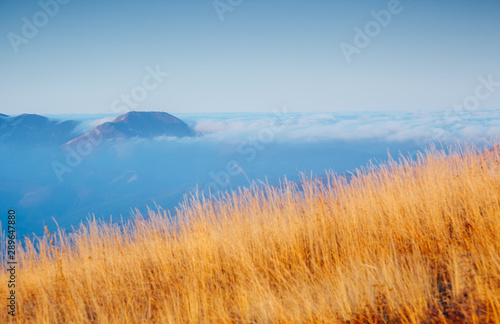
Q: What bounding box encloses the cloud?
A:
[49,114,119,135]
[190,110,500,145]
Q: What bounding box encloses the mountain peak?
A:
[112,111,184,125]
[65,111,194,147]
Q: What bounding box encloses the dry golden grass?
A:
[1,144,500,323]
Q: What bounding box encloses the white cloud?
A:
[191,110,500,145]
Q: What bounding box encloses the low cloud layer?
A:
[187,110,500,146]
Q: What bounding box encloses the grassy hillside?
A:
[1,144,500,323]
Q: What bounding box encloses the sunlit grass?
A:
[1,143,500,323]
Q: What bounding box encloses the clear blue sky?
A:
[1,0,499,114]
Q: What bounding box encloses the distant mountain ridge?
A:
[0,111,194,146]
[0,113,79,145]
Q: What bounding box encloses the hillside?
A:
[1,144,499,323]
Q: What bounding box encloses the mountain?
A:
[65,111,194,146]
[0,111,193,147]
[109,111,193,138]
[0,113,79,146]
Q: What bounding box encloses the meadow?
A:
[1,143,499,323]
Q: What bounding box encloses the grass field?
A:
[1,144,500,323]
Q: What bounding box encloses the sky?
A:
[0,0,499,115]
